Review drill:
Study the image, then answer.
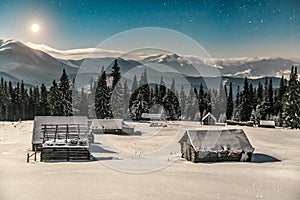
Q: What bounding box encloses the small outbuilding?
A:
[201,112,217,125]
[141,113,164,121]
[32,116,89,150]
[259,120,275,128]
[31,116,92,161]
[91,119,134,134]
[179,129,254,162]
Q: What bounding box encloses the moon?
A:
[31,24,40,33]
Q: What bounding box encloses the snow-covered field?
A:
[0,121,299,200]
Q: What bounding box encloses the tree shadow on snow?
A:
[251,153,281,163]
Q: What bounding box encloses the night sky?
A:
[0,0,299,58]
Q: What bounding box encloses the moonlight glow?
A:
[31,24,39,32]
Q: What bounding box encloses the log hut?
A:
[259,120,276,128]
[179,129,254,162]
[32,116,92,161]
[91,119,134,134]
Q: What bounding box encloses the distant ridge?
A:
[0,39,299,87]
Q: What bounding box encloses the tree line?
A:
[0,60,299,128]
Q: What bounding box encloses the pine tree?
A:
[111,81,123,119]
[275,75,287,126]
[283,66,300,129]
[20,81,27,119]
[0,78,3,121]
[58,69,72,116]
[235,85,240,107]
[179,85,186,119]
[131,69,150,120]
[111,59,121,89]
[39,83,49,116]
[122,80,130,119]
[217,82,227,121]
[185,87,197,120]
[159,76,166,105]
[239,77,253,121]
[33,86,40,116]
[95,68,111,119]
[150,84,160,113]
[71,79,80,115]
[226,82,234,120]
[79,87,89,116]
[47,80,61,116]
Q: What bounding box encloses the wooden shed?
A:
[32,116,89,150]
[32,116,92,161]
[91,119,134,134]
[201,112,217,125]
[259,120,276,128]
[141,113,163,121]
[178,129,254,162]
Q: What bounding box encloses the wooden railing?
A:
[41,124,90,143]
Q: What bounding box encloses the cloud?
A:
[26,42,124,60]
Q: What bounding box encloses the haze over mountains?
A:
[0,39,299,88]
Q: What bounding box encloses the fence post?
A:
[27,153,29,163]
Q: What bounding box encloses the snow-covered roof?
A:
[201,112,217,122]
[141,113,162,120]
[179,129,254,152]
[91,119,123,130]
[32,116,88,145]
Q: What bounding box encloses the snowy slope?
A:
[0,40,78,85]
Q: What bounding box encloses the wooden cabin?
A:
[31,116,92,161]
[141,113,163,121]
[201,112,217,125]
[259,120,276,128]
[178,129,254,162]
[32,116,90,150]
[91,119,134,134]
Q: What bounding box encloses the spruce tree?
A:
[276,75,287,126]
[268,78,274,117]
[111,59,121,89]
[122,80,130,119]
[95,68,111,119]
[47,80,61,116]
[159,76,166,105]
[129,70,151,120]
[179,85,186,119]
[58,69,72,116]
[33,86,40,116]
[111,81,123,119]
[283,66,300,129]
[79,87,89,116]
[185,87,197,120]
[0,79,3,121]
[240,77,253,121]
[226,82,234,120]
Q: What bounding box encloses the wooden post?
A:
[66,124,69,141]
[54,125,58,142]
[77,125,80,139]
[27,153,29,163]
[43,125,46,143]
[34,147,37,161]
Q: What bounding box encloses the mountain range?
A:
[0,39,299,89]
